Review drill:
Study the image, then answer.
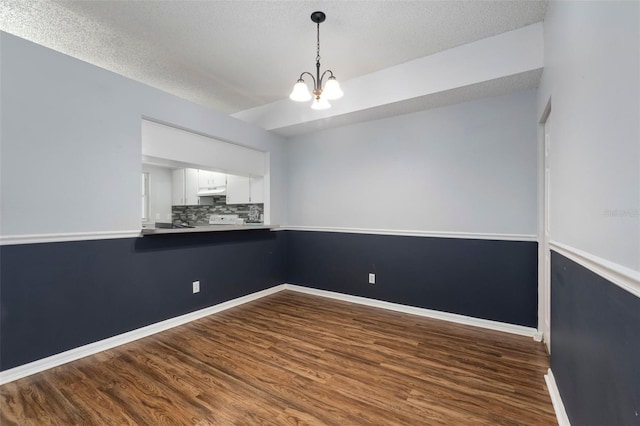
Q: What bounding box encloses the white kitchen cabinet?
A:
[250,176,264,203]
[198,170,226,189]
[226,174,264,204]
[171,169,183,206]
[172,168,199,205]
[225,174,251,204]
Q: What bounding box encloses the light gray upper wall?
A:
[286,90,538,235]
[539,1,640,271]
[0,32,287,236]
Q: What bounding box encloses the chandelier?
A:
[289,11,343,110]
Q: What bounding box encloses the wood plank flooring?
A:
[1,291,557,425]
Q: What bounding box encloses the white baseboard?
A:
[283,284,538,338]
[533,330,543,342]
[1,283,537,385]
[0,284,287,385]
[545,368,571,426]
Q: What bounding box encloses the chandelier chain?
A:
[316,22,321,63]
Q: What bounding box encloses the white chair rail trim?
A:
[549,241,640,298]
[282,226,538,241]
[0,230,142,245]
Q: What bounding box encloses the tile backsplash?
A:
[172,196,263,225]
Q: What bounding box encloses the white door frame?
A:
[538,98,552,353]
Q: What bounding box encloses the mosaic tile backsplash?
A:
[172,196,263,225]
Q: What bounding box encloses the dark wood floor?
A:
[1,291,557,425]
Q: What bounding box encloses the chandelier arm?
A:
[319,70,335,87]
[298,71,317,90]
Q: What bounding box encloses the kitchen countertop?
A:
[141,224,277,235]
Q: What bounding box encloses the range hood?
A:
[197,186,226,196]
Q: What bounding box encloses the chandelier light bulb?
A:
[289,79,312,102]
[323,76,343,100]
[311,96,331,110]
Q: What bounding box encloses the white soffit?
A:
[273,69,543,138]
[141,120,266,177]
[233,23,544,137]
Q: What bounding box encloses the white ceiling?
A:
[0,0,547,132]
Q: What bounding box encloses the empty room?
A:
[0,1,638,424]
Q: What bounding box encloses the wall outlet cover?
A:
[192,281,200,293]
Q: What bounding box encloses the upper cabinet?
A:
[172,167,263,206]
[198,170,226,189]
[172,168,199,206]
[225,175,250,204]
[249,177,264,204]
[226,175,264,205]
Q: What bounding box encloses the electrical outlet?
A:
[369,273,376,284]
[155,213,161,220]
[192,280,200,293]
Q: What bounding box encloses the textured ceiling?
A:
[0,0,547,115]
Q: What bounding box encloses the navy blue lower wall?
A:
[551,252,640,425]
[286,231,538,327]
[0,230,286,371]
[1,229,540,373]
